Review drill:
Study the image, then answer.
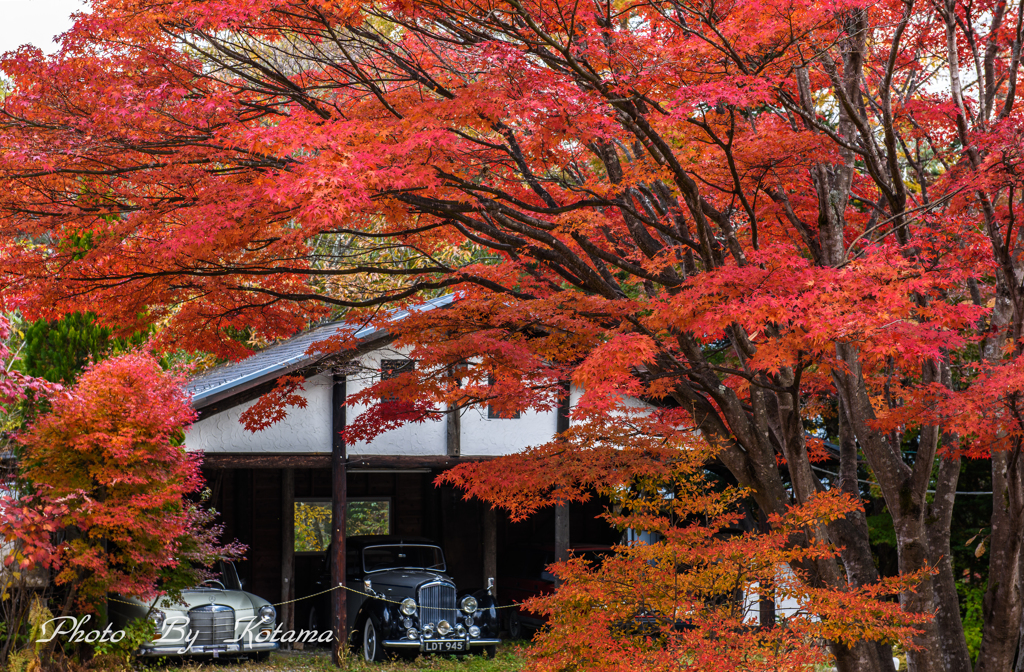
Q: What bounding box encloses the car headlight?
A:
[460,596,478,613]
[259,605,276,624]
[437,620,451,636]
[468,625,480,638]
[149,610,166,629]
[400,597,417,617]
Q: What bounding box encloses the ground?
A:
[144,647,526,672]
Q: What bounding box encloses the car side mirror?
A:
[239,578,246,589]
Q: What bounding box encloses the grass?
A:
[143,645,527,672]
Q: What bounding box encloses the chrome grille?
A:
[418,581,457,626]
[188,604,235,645]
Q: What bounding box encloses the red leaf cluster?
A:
[12,353,216,607]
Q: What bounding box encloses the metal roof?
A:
[186,294,455,409]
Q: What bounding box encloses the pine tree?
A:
[22,313,145,384]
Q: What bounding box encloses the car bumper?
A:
[138,641,279,657]
[383,638,501,650]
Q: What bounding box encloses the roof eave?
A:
[189,327,391,410]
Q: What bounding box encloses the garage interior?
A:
[201,461,619,639]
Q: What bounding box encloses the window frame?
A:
[486,372,521,419]
[292,497,394,555]
[380,358,416,403]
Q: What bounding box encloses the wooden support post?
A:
[234,469,253,590]
[556,383,571,436]
[555,503,570,565]
[483,507,497,592]
[446,364,461,457]
[446,404,461,457]
[331,373,348,666]
[555,384,571,583]
[281,468,295,647]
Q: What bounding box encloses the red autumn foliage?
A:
[12,353,236,608]
[240,374,309,432]
[441,418,928,672]
[4,0,1024,669]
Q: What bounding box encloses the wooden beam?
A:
[234,469,253,590]
[280,468,295,647]
[347,455,495,469]
[203,454,331,469]
[330,372,348,667]
[199,453,497,470]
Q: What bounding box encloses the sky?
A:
[0,0,85,55]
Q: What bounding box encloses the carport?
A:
[184,301,617,661]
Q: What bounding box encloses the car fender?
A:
[356,598,397,638]
[470,591,500,635]
[246,593,274,614]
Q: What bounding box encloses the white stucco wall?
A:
[185,373,333,454]
[344,347,564,457]
[345,347,447,456]
[456,405,558,456]
[186,344,589,457]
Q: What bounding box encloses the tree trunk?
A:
[666,347,898,672]
[834,350,970,672]
[829,406,897,672]
[894,516,946,672]
[927,453,972,672]
[975,449,1024,672]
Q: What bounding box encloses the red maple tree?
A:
[441,415,928,672]
[11,353,239,610]
[2,0,1024,670]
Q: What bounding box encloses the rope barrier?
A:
[276,584,524,609]
[109,584,525,610]
[273,584,346,607]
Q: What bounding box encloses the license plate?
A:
[423,640,467,652]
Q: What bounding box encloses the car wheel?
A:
[507,609,523,640]
[251,650,270,662]
[484,645,497,659]
[362,616,384,662]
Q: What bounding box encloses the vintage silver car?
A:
[109,562,279,659]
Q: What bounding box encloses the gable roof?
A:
[187,294,455,409]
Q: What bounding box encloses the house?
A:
[183,296,617,649]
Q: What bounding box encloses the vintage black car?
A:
[308,535,500,661]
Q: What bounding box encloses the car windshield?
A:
[363,545,446,573]
[189,561,243,591]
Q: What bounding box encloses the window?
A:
[347,499,391,537]
[487,373,520,419]
[380,359,415,402]
[294,499,392,552]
